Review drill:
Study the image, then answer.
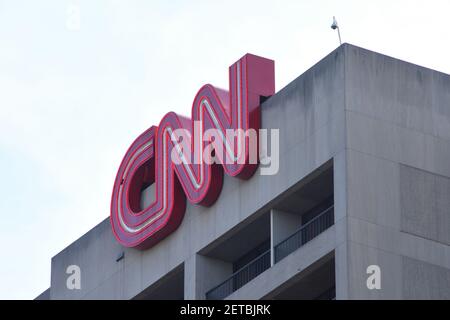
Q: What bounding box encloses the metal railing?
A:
[274,205,334,263]
[205,249,271,300]
[206,205,334,300]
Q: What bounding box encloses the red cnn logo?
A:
[110,54,275,249]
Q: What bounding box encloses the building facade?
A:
[37,44,450,300]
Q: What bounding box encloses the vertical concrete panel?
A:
[333,150,349,300]
[184,254,232,300]
[333,151,347,224]
[270,210,302,246]
[435,175,450,245]
[270,209,302,265]
[400,165,439,241]
[400,165,450,245]
[183,255,196,300]
[334,242,348,300]
[402,256,450,299]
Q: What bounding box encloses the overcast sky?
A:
[0,0,449,299]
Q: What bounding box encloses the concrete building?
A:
[37,44,450,300]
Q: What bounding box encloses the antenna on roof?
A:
[331,16,342,45]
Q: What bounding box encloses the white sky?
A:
[0,0,449,299]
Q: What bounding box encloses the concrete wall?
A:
[270,209,302,265]
[44,44,450,300]
[343,44,450,299]
[35,288,50,300]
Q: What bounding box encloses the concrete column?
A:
[184,255,197,299]
[184,254,232,300]
[270,209,302,266]
[333,151,348,300]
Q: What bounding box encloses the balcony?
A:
[274,205,334,263]
[205,250,271,300]
[206,205,334,300]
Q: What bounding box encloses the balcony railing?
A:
[206,205,334,300]
[205,249,271,300]
[274,205,334,263]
